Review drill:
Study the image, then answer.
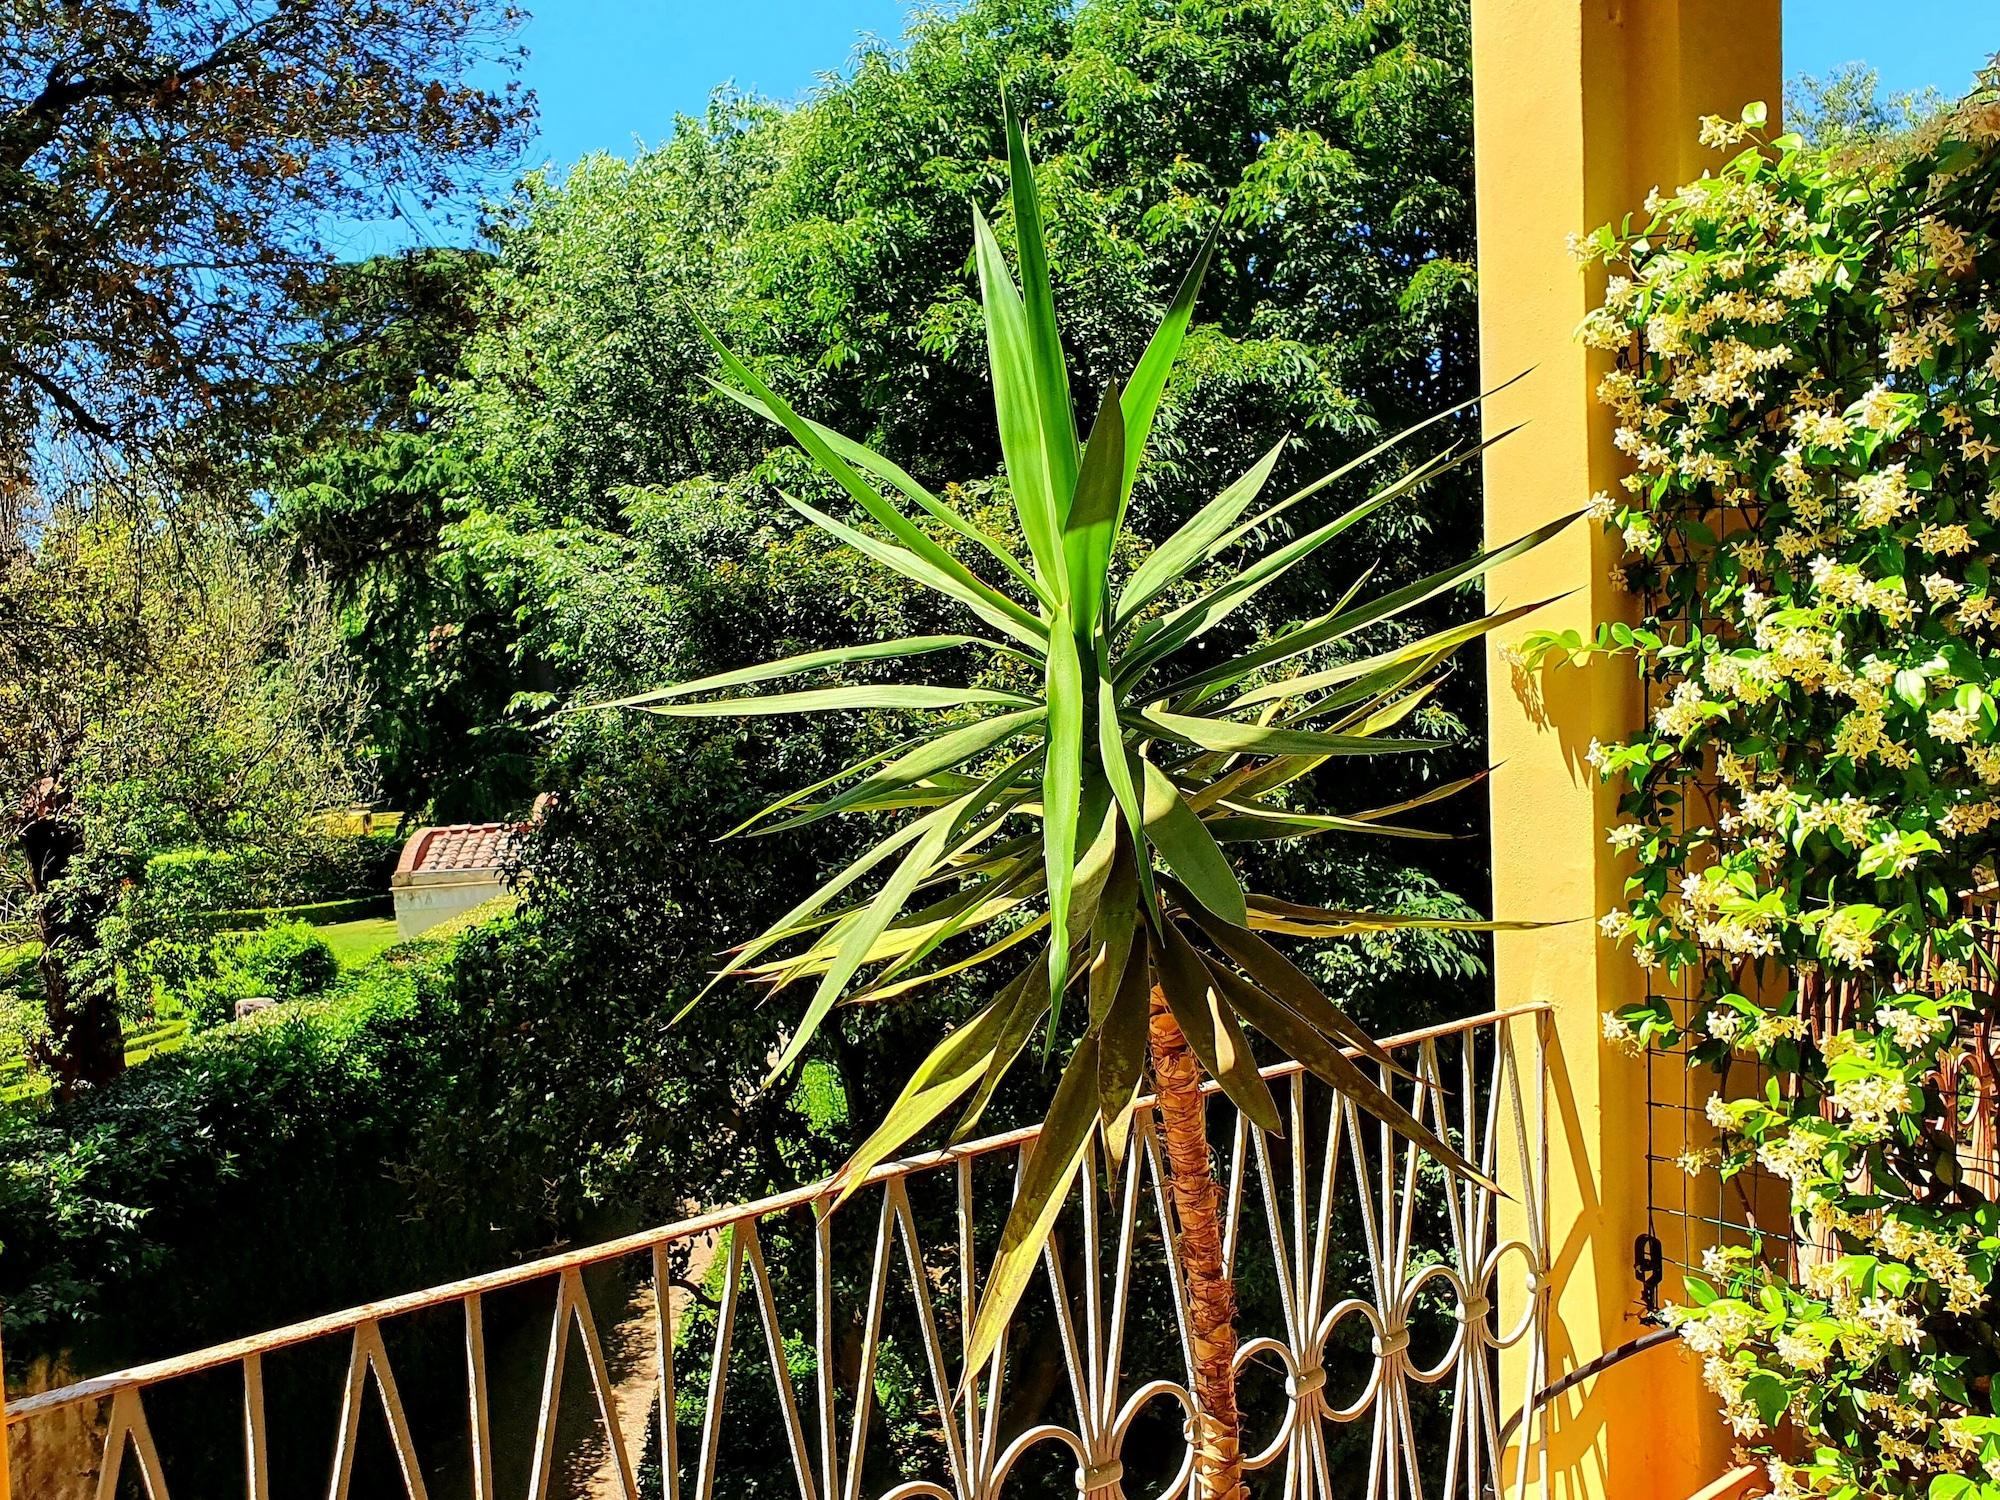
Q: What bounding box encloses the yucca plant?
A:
[605,104,1565,1500]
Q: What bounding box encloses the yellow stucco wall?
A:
[1473,3,1780,1497]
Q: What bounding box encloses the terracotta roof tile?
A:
[397,822,520,877]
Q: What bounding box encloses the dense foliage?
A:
[0,0,530,504]
[285,0,1494,981]
[135,833,401,915]
[134,920,339,1030]
[0,930,468,1355]
[266,248,536,816]
[0,515,362,1091]
[1535,87,2000,1497]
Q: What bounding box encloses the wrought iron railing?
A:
[6,1004,1550,1500]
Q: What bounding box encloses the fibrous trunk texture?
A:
[1148,983,1246,1500]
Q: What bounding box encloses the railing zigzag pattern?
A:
[22,1006,1550,1500]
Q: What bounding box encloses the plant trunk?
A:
[33,932,126,1101]
[17,789,125,1099]
[1148,983,1246,1500]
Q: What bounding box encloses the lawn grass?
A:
[1,905,492,1110]
[316,917,401,969]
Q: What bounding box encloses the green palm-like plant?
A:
[606,105,1566,1500]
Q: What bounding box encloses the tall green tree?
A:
[269,249,537,818]
[0,0,530,508]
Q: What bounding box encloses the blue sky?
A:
[1785,1,1995,103]
[505,2,1996,175]
[507,0,915,175]
[336,1,1993,253]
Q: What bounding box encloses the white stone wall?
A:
[392,875,506,939]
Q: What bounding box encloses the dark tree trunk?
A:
[16,784,125,1099]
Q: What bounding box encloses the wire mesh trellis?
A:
[1630,493,1801,1301]
[1630,498,2000,1304]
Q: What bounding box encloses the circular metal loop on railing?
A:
[1106,1378,1198,1499]
[993,1402,1197,1500]
[1231,1334,1305,1470]
[1397,1260,1475,1384]
[1108,1377,1196,1448]
[1310,1297,1391,1422]
[1481,1239,1547,1349]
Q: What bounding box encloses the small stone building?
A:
[390,822,518,939]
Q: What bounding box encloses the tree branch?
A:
[0,6,311,173]
[4,357,114,441]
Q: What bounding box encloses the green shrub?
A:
[139,832,402,918]
[179,972,241,1030]
[139,921,340,1030]
[141,848,259,912]
[126,933,210,1011]
[0,943,44,1074]
[0,906,599,1497]
[227,923,339,1000]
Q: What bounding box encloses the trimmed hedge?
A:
[140,833,403,917]
[181,894,392,934]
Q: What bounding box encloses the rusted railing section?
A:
[7,1004,1551,1500]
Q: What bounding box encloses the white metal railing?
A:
[5,1004,1550,1500]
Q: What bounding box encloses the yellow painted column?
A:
[1472,4,1780,1497]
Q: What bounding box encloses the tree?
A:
[457,0,1476,545]
[0,515,359,1095]
[425,0,1492,960]
[269,248,497,475]
[1786,61,1946,152]
[268,248,537,818]
[608,107,1559,1500]
[0,0,531,509]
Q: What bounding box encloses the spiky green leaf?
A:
[1042,615,1086,1006]
[963,1034,1100,1374]
[972,206,1066,595]
[1140,757,1245,925]
[1065,380,1124,638]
